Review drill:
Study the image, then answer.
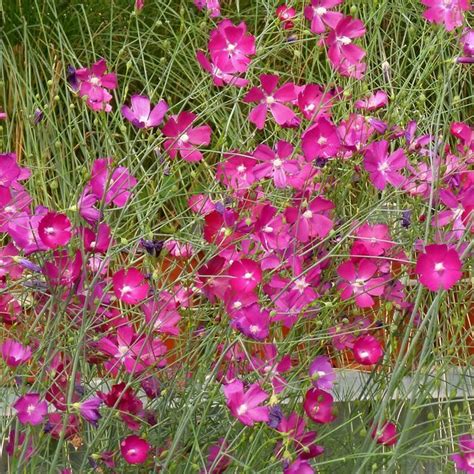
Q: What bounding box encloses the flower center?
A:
[263,225,273,233]
[118,345,129,356]
[44,226,55,235]
[434,262,445,272]
[120,285,132,296]
[303,210,313,219]
[180,133,190,143]
[26,404,36,415]
[294,277,309,292]
[249,324,260,334]
[354,278,366,288]
[378,161,389,172]
[226,43,237,52]
[338,36,352,45]
[314,6,327,16]
[237,164,247,174]
[89,76,100,86]
[244,272,253,279]
[273,158,283,168]
[305,103,316,112]
[317,136,327,145]
[266,95,276,105]
[237,403,248,416]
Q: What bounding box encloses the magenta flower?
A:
[460,29,474,57]
[120,435,150,465]
[194,0,221,18]
[43,250,82,287]
[302,116,341,160]
[216,151,256,191]
[244,74,298,130]
[303,388,335,424]
[209,20,256,73]
[284,459,315,474]
[38,212,72,249]
[162,111,212,162]
[222,379,269,426]
[276,5,296,30]
[14,393,48,425]
[421,0,470,32]
[233,303,270,340]
[297,84,336,121]
[196,51,249,88]
[142,296,181,335]
[205,438,231,473]
[352,335,384,365]
[253,140,300,188]
[371,421,398,446]
[309,356,336,391]
[363,140,407,190]
[113,268,149,304]
[326,16,366,67]
[78,186,101,223]
[8,207,49,254]
[121,95,168,129]
[75,58,117,112]
[1,339,32,367]
[285,196,334,243]
[0,243,23,279]
[90,158,137,207]
[76,397,102,426]
[352,223,395,257]
[415,244,462,291]
[82,223,112,253]
[228,258,262,292]
[337,259,386,308]
[0,152,30,186]
[304,0,343,34]
[354,90,388,111]
[451,434,474,473]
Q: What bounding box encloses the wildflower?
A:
[276,5,296,30]
[297,84,336,121]
[196,51,249,88]
[0,339,32,367]
[303,388,335,424]
[43,250,82,287]
[302,116,341,160]
[113,268,150,304]
[309,356,336,391]
[460,29,474,57]
[5,430,34,460]
[337,259,386,308]
[38,212,72,249]
[371,421,398,446]
[451,434,474,473]
[82,223,112,253]
[421,0,470,32]
[326,16,366,67]
[209,20,256,73]
[140,238,164,257]
[75,58,117,112]
[352,223,395,256]
[228,258,262,292]
[244,74,297,129]
[304,0,343,34]
[121,95,168,129]
[78,186,101,223]
[120,435,150,465]
[415,244,462,291]
[142,296,181,335]
[162,111,212,162]
[0,243,24,279]
[232,303,270,340]
[354,90,388,111]
[222,379,270,426]
[90,158,137,207]
[75,397,102,426]
[14,393,48,426]
[0,152,30,186]
[194,0,221,18]
[206,438,231,473]
[363,140,407,190]
[352,335,384,365]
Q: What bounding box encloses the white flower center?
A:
[180,133,190,143]
[294,277,309,292]
[354,278,366,288]
[263,225,273,233]
[305,103,316,112]
[338,36,352,45]
[303,210,313,219]
[120,285,132,296]
[314,6,327,16]
[233,301,242,310]
[226,43,237,52]
[249,324,260,334]
[118,345,129,356]
[434,262,445,272]
[266,95,276,105]
[237,164,246,173]
[317,136,327,145]
[26,404,36,415]
[273,158,283,168]
[90,76,100,86]
[244,272,253,279]
[378,161,389,172]
[44,226,55,235]
[237,403,248,415]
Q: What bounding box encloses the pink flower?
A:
[75,59,117,112]
[284,459,315,474]
[194,0,220,17]
[1,339,32,367]
[43,250,82,287]
[82,223,112,253]
[222,379,269,426]
[297,84,337,121]
[121,95,168,128]
[78,186,101,223]
[337,259,386,308]
[415,244,462,291]
[162,111,212,162]
[135,0,145,10]
[228,258,262,292]
[232,303,270,340]
[276,5,296,30]
[363,140,407,190]
[8,207,49,254]
[304,0,343,34]
[90,158,137,207]
[164,239,194,258]
[244,74,297,129]
[14,393,48,425]
[354,90,388,111]
[352,335,384,365]
[451,434,474,473]
[205,438,231,473]
[309,356,336,391]
[302,116,341,160]
[76,397,102,426]
[352,223,395,257]
[460,29,474,57]
[196,51,249,88]
[421,0,470,32]
[120,435,150,464]
[303,388,335,424]
[142,296,181,335]
[371,421,398,446]
[113,268,150,304]
[0,243,23,279]
[326,16,366,67]
[0,152,30,186]
[38,212,72,249]
[253,140,300,188]
[285,196,334,243]
[216,151,256,190]
[209,20,256,74]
